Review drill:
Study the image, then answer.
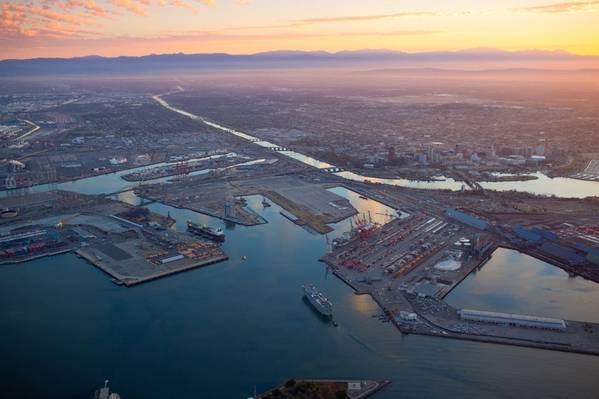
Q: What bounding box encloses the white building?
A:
[459,309,566,331]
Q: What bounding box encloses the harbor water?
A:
[1,192,599,398]
[1,95,599,397]
[446,247,599,323]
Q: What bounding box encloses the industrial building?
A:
[459,309,567,331]
[513,226,542,242]
[512,227,558,243]
[446,208,488,230]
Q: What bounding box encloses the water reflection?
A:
[2,185,599,398]
[154,94,599,198]
[350,294,380,315]
[0,157,268,198]
[446,247,599,323]
[326,187,400,241]
[279,151,334,169]
[337,171,599,198]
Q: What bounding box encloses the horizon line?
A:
[3,47,599,62]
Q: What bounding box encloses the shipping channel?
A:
[1,181,599,398]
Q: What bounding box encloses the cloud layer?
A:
[0,0,212,41]
[523,1,599,13]
[1,1,599,59]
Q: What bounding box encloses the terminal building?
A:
[459,309,567,331]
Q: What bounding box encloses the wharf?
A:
[340,183,401,213]
[438,243,498,299]
[405,293,599,356]
[321,209,599,356]
[330,251,599,356]
[76,248,228,287]
[135,175,357,234]
[0,247,75,265]
[330,257,599,356]
[187,204,266,226]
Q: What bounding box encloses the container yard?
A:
[73,212,228,287]
[0,228,74,264]
[320,187,599,356]
[121,152,246,181]
[0,191,229,285]
[77,233,228,287]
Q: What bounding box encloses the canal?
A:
[155,93,599,199]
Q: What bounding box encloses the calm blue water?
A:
[2,196,599,398]
[446,247,599,323]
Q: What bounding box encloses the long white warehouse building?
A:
[459,309,567,331]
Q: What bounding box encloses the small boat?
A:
[241,255,247,260]
[262,198,271,207]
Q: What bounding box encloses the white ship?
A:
[302,284,333,317]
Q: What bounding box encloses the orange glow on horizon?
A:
[1,0,598,60]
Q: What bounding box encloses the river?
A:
[153,94,599,199]
[2,97,598,199]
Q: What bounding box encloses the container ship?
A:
[187,221,225,242]
[302,284,333,317]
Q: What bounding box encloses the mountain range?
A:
[1,49,598,76]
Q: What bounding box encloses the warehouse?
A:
[446,208,488,230]
[513,227,542,242]
[459,309,567,331]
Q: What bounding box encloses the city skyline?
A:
[1,0,599,60]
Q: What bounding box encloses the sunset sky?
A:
[1,0,598,59]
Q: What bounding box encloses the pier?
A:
[77,249,228,287]
[321,209,599,356]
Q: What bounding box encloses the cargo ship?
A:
[187,221,225,242]
[302,284,333,317]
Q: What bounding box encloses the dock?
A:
[321,209,599,356]
[77,249,228,286]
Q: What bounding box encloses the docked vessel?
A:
[187,221,225,242]
[0,208,18,218]
[302,284,333,317]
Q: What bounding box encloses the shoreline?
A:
[76,249,229,287]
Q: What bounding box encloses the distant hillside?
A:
[1,49,598,76]
[355,67,599,77]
